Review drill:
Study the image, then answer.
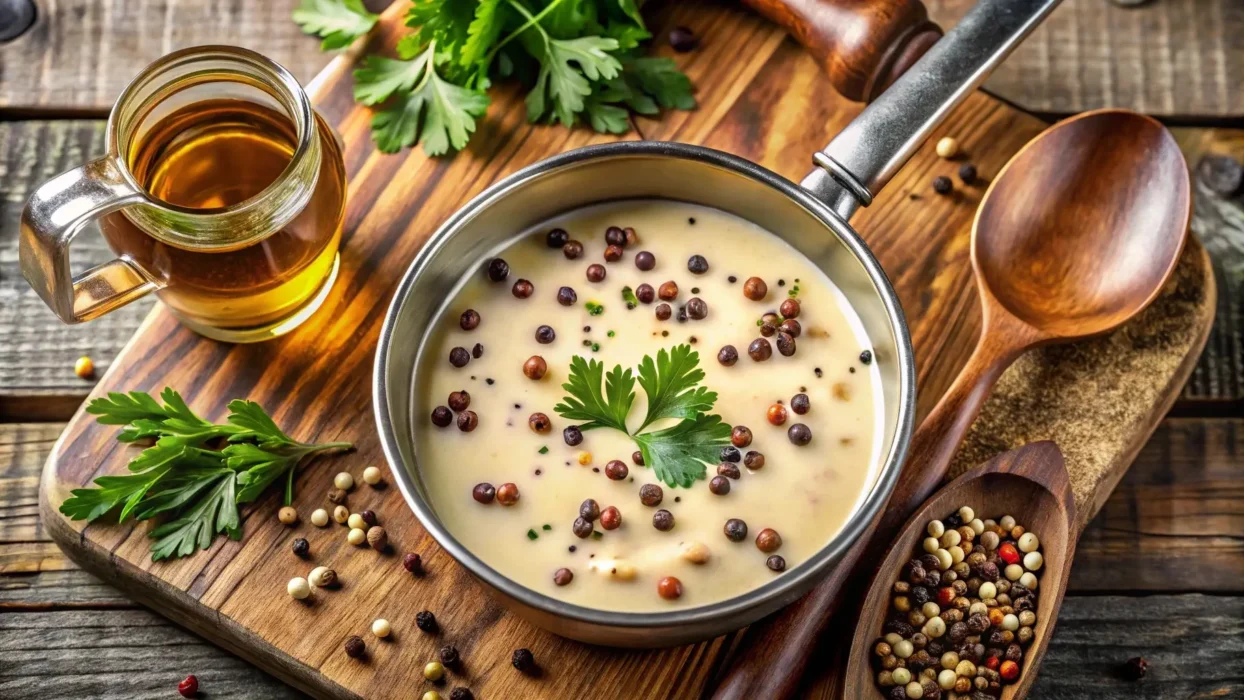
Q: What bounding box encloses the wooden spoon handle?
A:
[739,0,943,102]
[711,329,1027,700]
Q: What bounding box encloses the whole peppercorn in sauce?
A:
[414,201,882,611]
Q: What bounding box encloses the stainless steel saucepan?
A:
[375,0,1062,647]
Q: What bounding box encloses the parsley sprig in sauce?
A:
[60,388,351,561]
[555,344,730,487]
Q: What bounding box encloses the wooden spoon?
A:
[712,109,1190,699]
[843,441,1077,699]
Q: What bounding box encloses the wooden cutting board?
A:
[37,2,1215,699]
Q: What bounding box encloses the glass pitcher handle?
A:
[19,157,160,323]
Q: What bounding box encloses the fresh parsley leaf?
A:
[354,54,433,106]
[370,43,490,155]
[59,466,173,522]
[634,413,731,487]
[626,57,695,110]
[401,0,476,67]
[148,468,240,561]
[86,389,175,425]
[529,35,622,126]
[461,0,506,76]
[554,356,634,432]
[293,0,378,50]
[636,345,717,431]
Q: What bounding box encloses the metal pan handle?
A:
[802,0,1064,220]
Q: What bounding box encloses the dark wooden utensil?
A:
[740,0,942,101]
[713,109,1191,699]
[844,441,1077,699]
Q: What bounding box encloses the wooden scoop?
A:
[843,441,1077,699]
[712,109,1190,699]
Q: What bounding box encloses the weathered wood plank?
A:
[930,0,1244,118]
[0,597,1237,699]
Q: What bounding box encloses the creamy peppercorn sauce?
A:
[413,200,882,612]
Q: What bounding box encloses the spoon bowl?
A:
[845,441,1077,699]
[973,109,1191,339]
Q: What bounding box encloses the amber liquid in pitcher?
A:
[99,98,346,334]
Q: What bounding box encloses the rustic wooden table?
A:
[1,0,1241,698]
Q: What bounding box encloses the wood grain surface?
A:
[6,420,1243,698]
[23,2,1217,699]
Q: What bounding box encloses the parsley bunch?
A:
[294,0,695,155]
[555,344,730,487]
[60,389,352,561]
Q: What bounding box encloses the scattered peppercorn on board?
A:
[36,2,1215,699]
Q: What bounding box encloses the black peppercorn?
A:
[344,635,366,658]
[788,423,812,446]
[686,297,708,320]
[605,225,626,246]
[652,509,675,531]
[557,286,577,306]
[766,555,786,572]
[573,517,593,538]
[718,344,738,366]
[431,406,453,427]
[959,163,978,184]
[1005,644,1023,663]
[776,331,797,356]
[416,610,437,633]
[292,538,310,558]
[512,278,534,298]
[708,475,731,495]
[687,254,709,274]
[631,451,644,465]
[884,620,915,638]
[668,25,698,52]
[456,410,478,432]
[933,175,953,194]
[579,498,600,522]
[606,459,629,480]
[546,228,569,248]
[743,451,765,470]
[911,586,930,606]
[448,390,470,412]
[636,283,655,303]
[563,425,583,446]
[860,349,873,365]
[403,552,424,574]
[748,338,772,361]
[472,343,484,358]
[448,686,473,700]
[724,518,748,541]
[1123,656,1148,680]
[512,648,536,673]
[586,263,607,282]
[717,462,741,479]
[440,644,460,665]
[473,482,496,504]
[779,298,800,318]
[759,322,776,337]
[1196,154,1243,196]
[720,446,741,462]
[906,564,927,586]
[790,393,810,414]
[630,250,656,271]
[639,483,663,506]
[563,240,584,259]
[487,258,509,282]
[359,509,378,527]
[459,309,480,330]
[449,347,471,368]
[655,303,672,320]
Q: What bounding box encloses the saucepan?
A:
[375,0,1062,646]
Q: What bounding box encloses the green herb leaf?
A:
[85,389,176,425]
[554,356,634,432]
[461,0,506,74]
[370,44,490,155]
[538,445,549,454]
[621,286,639,309]
[293,0,378,50]
[633,413,731,487]
[354,54,433,106]
[527,528,539,540]
[625,57,695,110]
[585,300,605,315]
[148,468,241,561]
[635,345,717,431]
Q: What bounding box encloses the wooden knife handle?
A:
[740,0,943,102]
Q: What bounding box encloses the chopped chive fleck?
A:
[591,531,603,540]
[591,342,601,352]
[538,446,549,454]
[607,330,615,338]
[585,301,604,316]
[756,319,763,326]
[621,287,639,310]
[542,524,552,531]
[527,529,538,541]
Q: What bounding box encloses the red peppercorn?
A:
[999,660,1020,681]
[767,403,788,426]
[177,675,198,698]
[936,586,956,607]
[657,576,683,600]
[600,506,621,530]
[998,542,1021,566]
[985,655,1001,671]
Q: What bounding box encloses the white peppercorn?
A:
[885,633,904,646]
[348,513,366,530]
[333,505,349,524]
[287,577,311,600]
[979,582,997,600]
[1019,572,1038,590]
[372,618,391,637]
[334,472,355,491]
[935,548,953,571]
[939,529,962,548]
[1002,613,1020,631]
[362,466,382,485]
[923,537,940,554]
[927,520,945,538]
[969,601,988,616]
[936,137,959,159]
[348,527,367,545]
[1023,551,1044,571]
[969,518,985,535]
[999,515,1016,531]
[922,602,941,618]
[980,531,1000,550]
[680,541,711,564]
[311,508,329,527]
[958,506,975,523]
[1018,531,1040,552]
[424,661,445,681]
[894,640,914,658]
[905,681,923,698]
[892,667,912,685]
[941,651,960,669]
[923,617,946,638]
[277,506,298,526]
[956,660,976,677]
[938,669,957,690]
[308,566,337,588]
[1018,610,1037,627]
[1005,563,1024,581]
[1017,626,1035,645]
[949,545,965,564]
